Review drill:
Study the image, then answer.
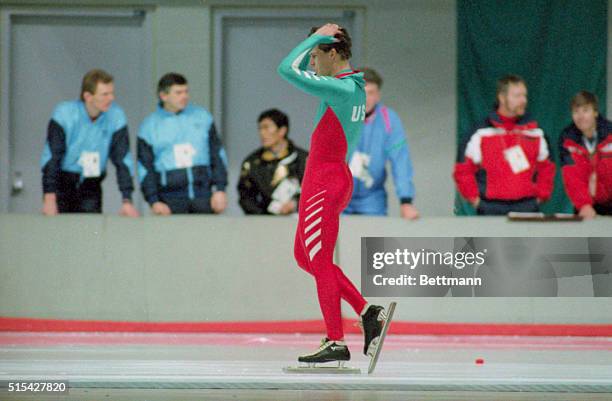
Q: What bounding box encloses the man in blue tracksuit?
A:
[137,73,228,215]
[344,68,419,219]
[41,69,139,216]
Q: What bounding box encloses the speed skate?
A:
[283,337,361,374]
[283,302,396,375]
[367,302,396,374]
[283,363,361,374]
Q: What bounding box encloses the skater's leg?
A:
[293,229,312,274]
[333,164,367,315]
[313,270,343,341]
[293,203,352,365]
[300,188,344,341]
[334,266,367,315]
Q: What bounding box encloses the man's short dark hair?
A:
[571,91,599,112]
[309,25,352,60]
[258,109,289,137]
[361,67,383,88]
[496,74,526,98]
[158,73,188,95]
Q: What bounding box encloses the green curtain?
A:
[456,0,607,215]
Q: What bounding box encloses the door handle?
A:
[11,171,24,195]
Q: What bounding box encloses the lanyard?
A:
[582,136,598,156]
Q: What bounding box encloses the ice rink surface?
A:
[1,332,611,400]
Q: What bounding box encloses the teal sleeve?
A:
[277,34,352,103]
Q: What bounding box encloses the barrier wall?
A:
[1,214,611,326]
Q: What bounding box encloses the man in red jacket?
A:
[559,91,612,219]
[454,75,555,215]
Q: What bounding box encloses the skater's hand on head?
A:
[210,191,227,214]
[400,204,419,220]
[314,23,342,40]
[119,200,140,218]
[152,201,172,216]
[42,193,58,216]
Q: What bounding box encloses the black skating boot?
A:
[298,337,350,365]
[361,304,387,356]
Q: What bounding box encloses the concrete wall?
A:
[151,3,211,111]
[1,214,611,324]
[0,214,321,321]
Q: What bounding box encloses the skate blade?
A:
[283,365,361,374]
[367,301,397,375]
[366,336,380,357]
[364,308,390,356]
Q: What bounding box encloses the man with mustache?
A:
[454,74,555,215]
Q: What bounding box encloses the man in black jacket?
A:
[238,109,308,215]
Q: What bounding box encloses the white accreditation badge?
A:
[503,145,530,174]
[349,151,374,188]
[174,143,197,168]
[272,178,300,203]
[268,178,300,215]
[79,151,101,178]
[267,200,283,215]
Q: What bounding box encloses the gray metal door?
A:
[3,11,151,213]
[215,10,362,215]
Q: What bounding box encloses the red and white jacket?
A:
[454,111,556,202]
[559,116,612,210]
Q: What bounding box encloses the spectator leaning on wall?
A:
[559,91,612,218]
[454,74,555,215]
[137,73,228,215]
[40,69,139,217]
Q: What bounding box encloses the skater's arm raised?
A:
[277,34,352,103]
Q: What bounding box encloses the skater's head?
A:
[258,109,289,150]
[81,69,115,117]
[158,72,190,113]
[361,68,383,114]
[308,24,352,76]
[495,74,527,118]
